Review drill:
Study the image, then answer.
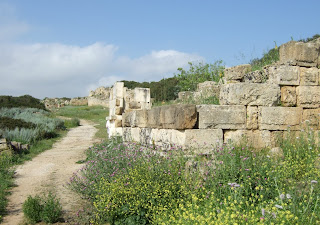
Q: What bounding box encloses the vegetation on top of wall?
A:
[298,34,320,43]
[249,47,280,71]
[174,60,225,92]
[0,95,46,110]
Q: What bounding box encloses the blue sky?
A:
[0,0,319,98]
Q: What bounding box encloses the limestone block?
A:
[266,65,300,85]
[300,67,319,86]
[258,107,303,130]
[123,127,140,142]
[112,82,125,99]
[224,64,251,81]
[247,106,258,129]
[161,104,197,129]
[122,110,148,128]
[147,107,161,128]
[281,86,296,107]
[129,101,142,109]
[114,119,122,128]
[109,98,123,109]
[219,83,280,106]
[197,105,246,129]
[147,105,197,129]
[134,88,151,104]
[279,40,320,67]
[243,70,268,83]
[303,108,320,129]
[296,86,320,108]
[139,128,153,146]
[185,129,223,150]
[114,107,123,115]
[224,130,272,149]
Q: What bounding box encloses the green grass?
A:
[53,105,109,140]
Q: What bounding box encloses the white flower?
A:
[280,194,285,200]
[286,194,292,199]
[275,204,283,209]
[311,180,318,184]
[261,208,265,216]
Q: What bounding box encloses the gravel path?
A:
[1,120,98,225]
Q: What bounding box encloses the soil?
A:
[1,120,98,225]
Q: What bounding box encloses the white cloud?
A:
[0,3,204,99]
[0,42,203,98]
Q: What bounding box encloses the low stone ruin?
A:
[107,38,320,152]
[42,97,88,110]
[0,138,29,154]
[88,86,111,107]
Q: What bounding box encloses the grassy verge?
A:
[68,130,320,224]
[52,105,109,140]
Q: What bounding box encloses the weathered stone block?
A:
[122,110,148,128]
[114,107,123,115]
[224,64,252,81]
[297,86,320,108]
[147,105,197,129]
[279,40,320,67]
[185,129,223,150]
[219,83,280,106]
[300,67,319,86]
[147,107,161,128]
[243,70,268,83]
[123,127,140,142]
[266,65,300,85]
[128,101,141,109]
[281,86,296,107]
[224,130,272,149]
[247,106,258,129]
[258,107,303,130]
[303,108,320,129]
[197,105,246,129]
[112,82,124,99]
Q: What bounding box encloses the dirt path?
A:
[2,120,98,225]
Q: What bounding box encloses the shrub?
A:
[0,95,45,110]
[64,118,80,128]
[175,61,225,92]
[22,195,43,224]
[0,117,36,130]
[22,192,62,224]
[250,47,279,71]
[41,192,63,223]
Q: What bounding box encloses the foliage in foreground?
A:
[0,107,64,143]
[23,192,62,224]
[68,131,320,224]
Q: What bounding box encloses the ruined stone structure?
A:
[106,82,151,137]
[107,39,320,152]
[88,86,111,107]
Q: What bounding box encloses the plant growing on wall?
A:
[174,60,225,92]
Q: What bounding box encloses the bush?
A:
[22,192,62,224]
[41,192,63,223]
[174,61,225,92]
[22,195,43,224]
[0,117,36,130]
[64,118,80,128]
[0,95,45,110]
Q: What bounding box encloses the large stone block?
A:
[224,64,251,81]
[112,82,125,99]
[300,67,319,86]
[258,107,303,130]
[281,86,296,107]
[197,105,246,129]
[266,64,300,85]
[185,129,223,150]
[147,105,197,129]
[122,110,148,128]
[279,40,320,67]
[219,83,280,106]
[303,108,320,129]
[296,86,320,108]
[247,106,258,129]
[224,130,273,149]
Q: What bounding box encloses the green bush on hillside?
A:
[0,95,45,110]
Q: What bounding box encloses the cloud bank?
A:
[0,42,203,99]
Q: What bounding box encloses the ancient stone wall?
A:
[88,86,110,107]
[107,38,320,152]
